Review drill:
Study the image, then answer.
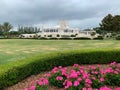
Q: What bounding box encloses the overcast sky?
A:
[0,0,120,30]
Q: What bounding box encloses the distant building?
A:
[36,20,98,39]
[19,20,99,39]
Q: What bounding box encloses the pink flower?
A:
[100,78,104,82]
[88,88,92,90]
[82,72,89,79]
[105,67,113,73]
[94,71,98,74]
[56,76,63,81]
[69,70,78,78]
[61,68,67,75]
[38,78,48,86]
[43,79,48,85]
[64,80,72,89]
[30,85,36,90]
[85,83,91,87]
[85,79,92,84]
[77,77,82,81]
[38,81,43,85]
[58,66,62,69]
[82,87,87,90]
[74,80,79,87]
[73,64,79,67]
[116,87,120,90]
[24,88,28,90]
[91,77,96,80]
[51,67,58,73]
[114,71,119,74]
[117,64,120,67]
[90,66,96,70]
[100,86,112,90]
[45,73,51,77]
[110,61,116,65]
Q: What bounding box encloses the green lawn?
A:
[0,39,120,64]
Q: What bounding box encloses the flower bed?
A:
[24,62,120,90]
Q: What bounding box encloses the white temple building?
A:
[20,20,99,39]
[36,20,98,39]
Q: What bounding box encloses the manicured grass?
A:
[0,39,120,64]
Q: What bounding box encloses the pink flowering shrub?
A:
[100,86,112,90]
[48,66,67,88]
[25,62,120,90]
[24,78,48,90]
[88,66,104,88]
[105,62,120,86]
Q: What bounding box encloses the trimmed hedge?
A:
[59,38,72,40]
[1,49,120,89]
[74,37,91,40]
[93,36,104,40]
[116,35,120,40]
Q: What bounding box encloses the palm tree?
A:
[2,22,13,37]
[0,24,3,36]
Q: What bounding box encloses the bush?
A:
[59,38,72,40]
[74,37,91,40]
[39,37,48,40]
[105,73,120,86]
[49,38,58,40]
[93,36,104,40]
[104,62,120,86]
[1,49,120,89]
[116,35,120,40]
[49,72,66,88]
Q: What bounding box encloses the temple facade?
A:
[19,20,99,39]
[36,20,98,39]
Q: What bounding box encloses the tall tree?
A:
[100,14,120,33]
[112,15,120,32]
[100,14,113,32]
[0,24,3,36]
[2,22,13,37]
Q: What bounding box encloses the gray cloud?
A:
[0,0,120,29]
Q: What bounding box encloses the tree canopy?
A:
[100,14,120,33]
[0,22,13,37]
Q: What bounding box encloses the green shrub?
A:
[116,35,120,40]
[49,72,66,88]
[39,37,48,40]
[49,38,58,40]
[91,79,103,88]
[0,49,120,89]
[105,73,120,86]
[59,38,72,40]
[74,37,91,40]
[93,36,104,40]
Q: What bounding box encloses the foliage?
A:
[71,34,76,37]
[74,37,91,40]
[60,38,72,40]
[49,67,66,88]
[93,36,104,40]
[105,62,120,86]
[116,35,120,40]
[0,22,13,37]
[56,34,60,37]
[91,32,96,36]
[100,14,120,33]
[18,26,40,34]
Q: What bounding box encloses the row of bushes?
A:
[0,49,120,89]
[37,37,103,40]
